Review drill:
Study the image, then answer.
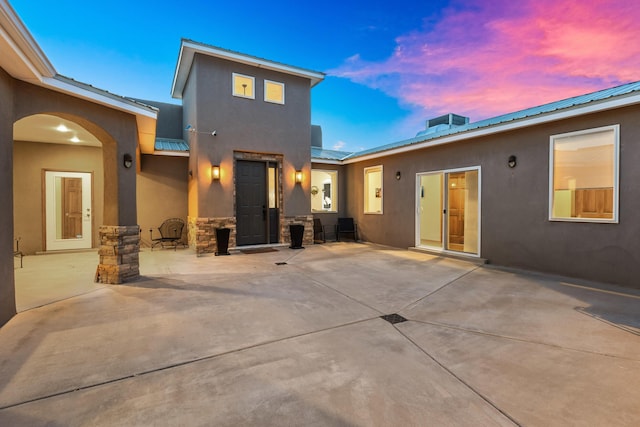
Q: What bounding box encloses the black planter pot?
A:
[215,227,231,256]
[289,224,304,249]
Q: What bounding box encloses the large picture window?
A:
[549,125,619,222]
[364,165,383,214]
[311,169,337,212]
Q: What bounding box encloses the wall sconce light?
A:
[295,170,303,184]
[508,155,517,168]
[212,165,221,181]
[123,153,133,169]
[396,171,402,180]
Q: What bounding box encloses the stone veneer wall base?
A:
[282,215,314,246]
[96,225,140,284]
[189,217,236,255]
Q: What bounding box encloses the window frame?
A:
[311,169,338,213]
[232,72,255,99]
[548,124,620,223]
[364,165,384,214]
[264,79,285,104]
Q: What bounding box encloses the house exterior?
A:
[311,85,640,289]
[1,1,157,326]
[2,0,640,328]
[170,40,325,253]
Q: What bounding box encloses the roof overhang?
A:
[342,91,640,164]
[171,39,325,99]
[0,1,157,153]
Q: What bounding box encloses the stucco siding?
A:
[311,163,347,238]
[137,155,189,247]
[0,67,16,325]
[13,141,104,255]
[345,105,640,288]
[190,54,311,219]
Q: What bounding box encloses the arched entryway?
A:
[12,114,108,310]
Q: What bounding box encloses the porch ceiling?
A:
[13,114,102,147]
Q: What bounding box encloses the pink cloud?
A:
[332,0,640,123]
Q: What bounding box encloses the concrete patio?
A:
[2,242,640,426]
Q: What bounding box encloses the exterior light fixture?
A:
[123,153,133,168]
[212,165,221,181]
[508,155,517,168]
[295,170,303,184]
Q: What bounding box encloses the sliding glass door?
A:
[417,168,480,255]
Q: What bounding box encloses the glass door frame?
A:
[415,166,482,257]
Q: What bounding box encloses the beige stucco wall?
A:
[13,141,104,255]
[137,154,189,247]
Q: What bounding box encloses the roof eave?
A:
[0,0,55,80]
[343,92,640,164]
[171,39,325,99]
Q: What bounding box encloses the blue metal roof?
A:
[155,137,189,152]
[311,146,353,161]
[335,80,640,161]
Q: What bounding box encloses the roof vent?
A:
[427,113,469,128]
[417,113,469,137]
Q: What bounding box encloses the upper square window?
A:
[233,73,255,99]
[549,125,619,223]
[264,80,285,104]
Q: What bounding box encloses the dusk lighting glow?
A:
[12,0,640,152]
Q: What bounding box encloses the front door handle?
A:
[262,205,266,220]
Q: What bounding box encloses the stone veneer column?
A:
[96,225,140,284]
[282,215,314,246]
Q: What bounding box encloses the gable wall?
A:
[189,53,312,219]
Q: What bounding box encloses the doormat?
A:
[240,248,278,254]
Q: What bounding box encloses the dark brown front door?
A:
[236,160,267,246]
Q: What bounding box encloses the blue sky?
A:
[11,0,640,152]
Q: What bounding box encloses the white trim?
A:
[232,73,255,100]
[415,166,482,257]
[310,169,338,213]
[264,79,285,104]
[548,124,619,223]
[152,150,190,157]
[172,40,324,98]
[364,165,383,215]
[45,171,93,251]
[0,0,55,78]
[312,159,343,165]
[343,93,640,164]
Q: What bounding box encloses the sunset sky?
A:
[11,0,640,152]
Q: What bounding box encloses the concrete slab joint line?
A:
[4,244,640,426]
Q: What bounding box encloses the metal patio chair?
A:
[313,218,327,243]
[150,218,186,250]
[14,237,23,268]
[336,217,358,242]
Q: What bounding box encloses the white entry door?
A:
[45,171,93,251]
